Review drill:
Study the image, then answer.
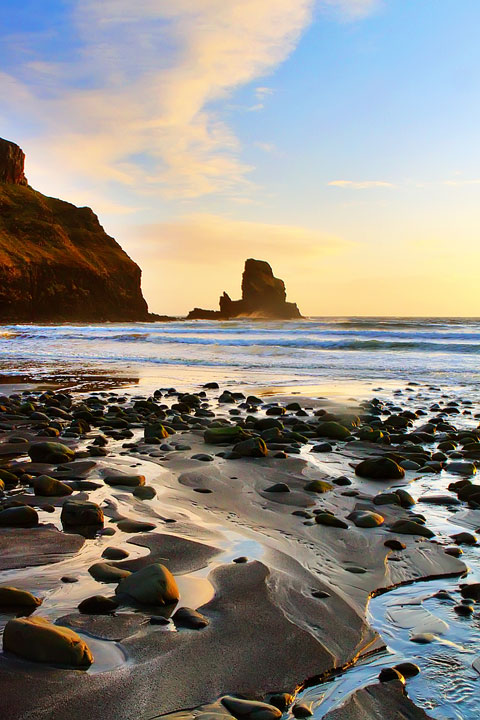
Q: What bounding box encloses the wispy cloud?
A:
[255,86,275,100]
[444,179,480,187]
[254,142,279,154]
[328,179,395,189]
[1,1,315,200]
[132,212,347,260]
[0,1,378,203]
[323,0,382,20]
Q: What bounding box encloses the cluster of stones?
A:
[0,381,479,677]
[0,387,219,668]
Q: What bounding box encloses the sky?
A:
[1,0,479,316]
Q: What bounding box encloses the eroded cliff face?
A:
[0,138,149,322]
[188,259,302,320]
[0,139,28,186]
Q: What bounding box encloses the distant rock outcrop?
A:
[0,137,150,322]
[188,259,302,320]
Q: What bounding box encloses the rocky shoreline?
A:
[0,378,478,719]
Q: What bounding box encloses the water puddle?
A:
[292,459,480,719]
[84,634,127,674]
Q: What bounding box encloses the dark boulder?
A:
[355,457,405,480]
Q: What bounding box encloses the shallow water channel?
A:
[294,467,480,720]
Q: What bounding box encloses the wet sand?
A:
[0,379,475,719]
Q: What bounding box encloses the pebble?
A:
[389,520,434,538]
[454,604,474,616]
[173,606,209,629]
[88,562,131,583]
[410,632,436,643]
[384,539,407,551]
[315,512,348,529]
[117,519,156,533]
[133,485,157,499]
[102,547,129,560]
[348,510,384,528]
[332,476,352,486]
[378,667,405,683]
[265,483,290,493]
[311,443,333,453]
[78,595,119,614]
[269,694,294,711]
[292,704,313,718]
[451,532,477,545]
[394,662,420,678]
[221,697,282,720]
[149,615,170,625]
[312,590,330,599]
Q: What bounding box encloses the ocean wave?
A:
[3,335,480,354]
[6,326,480,345]
[148,338,480,353]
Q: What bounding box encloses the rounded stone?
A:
[28,442,75,464]
[355,457,405,480]
[78,595,119,614]
[454,603,473,616]
[3,616,93,668]
[117,519,156,533]
[389,520,434,538]
[451,531,477,545]
[0,505,38,528]
[349,510,384,528]
[379,667,405,683]
[304,480,333,493]
[104,474,145,487]
[173,606,209,629]
[116,563,179,606]
[0,586,42,609]
[315,512,348,529]
[33,475,73,497]
[265,483,290,493]
[394,662,420,678]
[384,539,407,551]
[88,562,131,583]
[221,696,282,720]
[133,485,156,500]
[102,547,129,560]
[61,500,104,527]
[292,704,313,718]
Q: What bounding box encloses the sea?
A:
[0,317,479,393]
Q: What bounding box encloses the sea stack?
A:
[188,259,302,320]
[0,137,150,322]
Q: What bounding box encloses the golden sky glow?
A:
[1,0,478,316]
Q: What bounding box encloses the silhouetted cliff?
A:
[0,137,149,322]
[188,259,302,320]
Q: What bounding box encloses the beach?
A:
[0,320,479,719]
[2,0,479,714]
